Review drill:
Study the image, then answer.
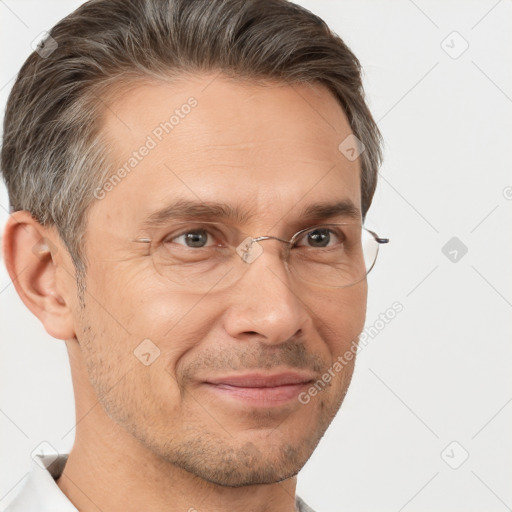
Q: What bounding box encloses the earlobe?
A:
[2,211,77,340]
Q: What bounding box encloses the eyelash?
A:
[162,224,346,249]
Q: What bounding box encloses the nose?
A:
[221,241,311,344]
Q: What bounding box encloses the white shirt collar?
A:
[5,454,77,512]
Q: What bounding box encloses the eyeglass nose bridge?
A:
[235,235,292,264]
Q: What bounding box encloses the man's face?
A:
[75,74,366,486]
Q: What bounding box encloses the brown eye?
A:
[296,227,344,248]
[306,228,331,247]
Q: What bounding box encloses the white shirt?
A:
[3,454,77,512]
[4,454,316,512]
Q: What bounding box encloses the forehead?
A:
[91,73,361,233]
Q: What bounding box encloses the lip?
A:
[202,371,315,406]
[205,371,316,387]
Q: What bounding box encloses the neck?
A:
[57,424,299,512]
[57,342,300,512]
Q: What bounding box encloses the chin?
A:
[163,438,312,487]
[185,459,304,488]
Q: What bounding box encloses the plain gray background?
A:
[1,1,511,511]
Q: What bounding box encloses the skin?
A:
[3,73,367,512]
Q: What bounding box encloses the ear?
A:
[2,210,77,340]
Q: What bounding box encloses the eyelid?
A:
[163,222,236,248]
[135,221,358,245]
[292,222,351,237]
[166,225,213,243]
[292,224,346,244]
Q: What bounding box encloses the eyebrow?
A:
[139,198,361,230]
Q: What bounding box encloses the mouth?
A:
[202,371,315,407]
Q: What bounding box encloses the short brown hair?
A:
[1,0,382,288]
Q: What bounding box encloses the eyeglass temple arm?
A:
[366,229,389,245]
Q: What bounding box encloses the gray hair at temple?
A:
[0,0,382,295]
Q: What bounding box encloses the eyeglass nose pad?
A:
[235,237,264,264]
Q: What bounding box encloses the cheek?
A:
[86,260,205,340]
[113,285,223,381]
[82,255,226,383]
[313,283,367,356]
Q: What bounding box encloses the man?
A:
[1,0,387,510]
